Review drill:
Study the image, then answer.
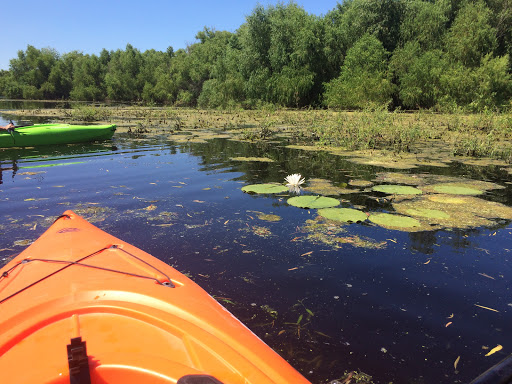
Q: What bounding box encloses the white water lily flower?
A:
[285,173,305,194]
[285,173,305,187]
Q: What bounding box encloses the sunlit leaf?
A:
[369,213,421,230]
[242,184,288,194]
[474,304,499,312]
[454,356,460,370]
[287,195,340,209]
[485,345,503,356]
[317,207,368,223]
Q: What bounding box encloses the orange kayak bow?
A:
[0,211,310,384]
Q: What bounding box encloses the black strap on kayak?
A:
[67,337,91,384]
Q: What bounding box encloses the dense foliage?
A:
[1,0,511,111]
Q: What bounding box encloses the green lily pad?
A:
[405,208,450,219]
[318,208,368,223]
[241,184,288,194]
[369,213,422,229]
[372,185,422,195]
[287,195,340,209]
[430,184,483,195]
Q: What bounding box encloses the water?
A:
[1,107,512,383]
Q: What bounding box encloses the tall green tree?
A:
[238,2,324,107]
[9,45,59,99]
[399,0,449,50]
[445,0,497,67]
[390,42,448,109]
[324,34,395,109]
[70,54,107,101]
[104,44,143,101]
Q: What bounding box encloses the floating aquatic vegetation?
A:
[243,225,273,238]
[73,204,114,223]
[421,180,504,195]
[285,144,330,152]
[254,212,282,222]
[241,184,288,194]
[348,179,373,188]
[393,194,512,229]
[287,195,340,209]
[317,208,368,223]
[301,217,385,249]
[13,239,33,247]
[18,171,46,176]
[373,172,425,186]
[334,148,453,169]
[369,213,423,231]
[372,185,423,195]
[427,195,466,204]
[344,156,419,169]
[304,178,358,196]
[422,183,483,195]
[454,157,508,167]
[404,207,450,219]
[231,157,275,162]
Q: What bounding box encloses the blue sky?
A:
[1,0,340,70]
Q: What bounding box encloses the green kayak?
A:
[0,124,116,148]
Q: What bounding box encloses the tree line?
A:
[1,0,511,112]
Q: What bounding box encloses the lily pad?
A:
[369,213,422,230]
[428,184,483,195]
[372,185,423,195]
[318,208,368,223]
[405,208,450,219]
[287,195,340,209]
[242,184,288,194]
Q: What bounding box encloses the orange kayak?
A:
[0,211,310,384]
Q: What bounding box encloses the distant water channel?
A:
[1,104,512,384]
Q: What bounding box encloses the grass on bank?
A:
[6,104,512,163]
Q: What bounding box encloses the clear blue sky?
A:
[1,0,340,71]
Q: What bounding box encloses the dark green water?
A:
[1,110,512,384]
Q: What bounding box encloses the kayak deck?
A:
[0,124,116,148]
[0,211,310,384]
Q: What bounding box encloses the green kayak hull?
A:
[0,124,116,148]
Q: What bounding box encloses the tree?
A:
[70,54,107,101]
[324,34,395,109]
[9,45,59,99]
[237,2,324,106]
[331,0,403,53]
[104,44,143,101]
[445,0,497,67]
[399,0,449,50]
[390,41,448,108]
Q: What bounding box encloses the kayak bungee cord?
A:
[0,244,175,306]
